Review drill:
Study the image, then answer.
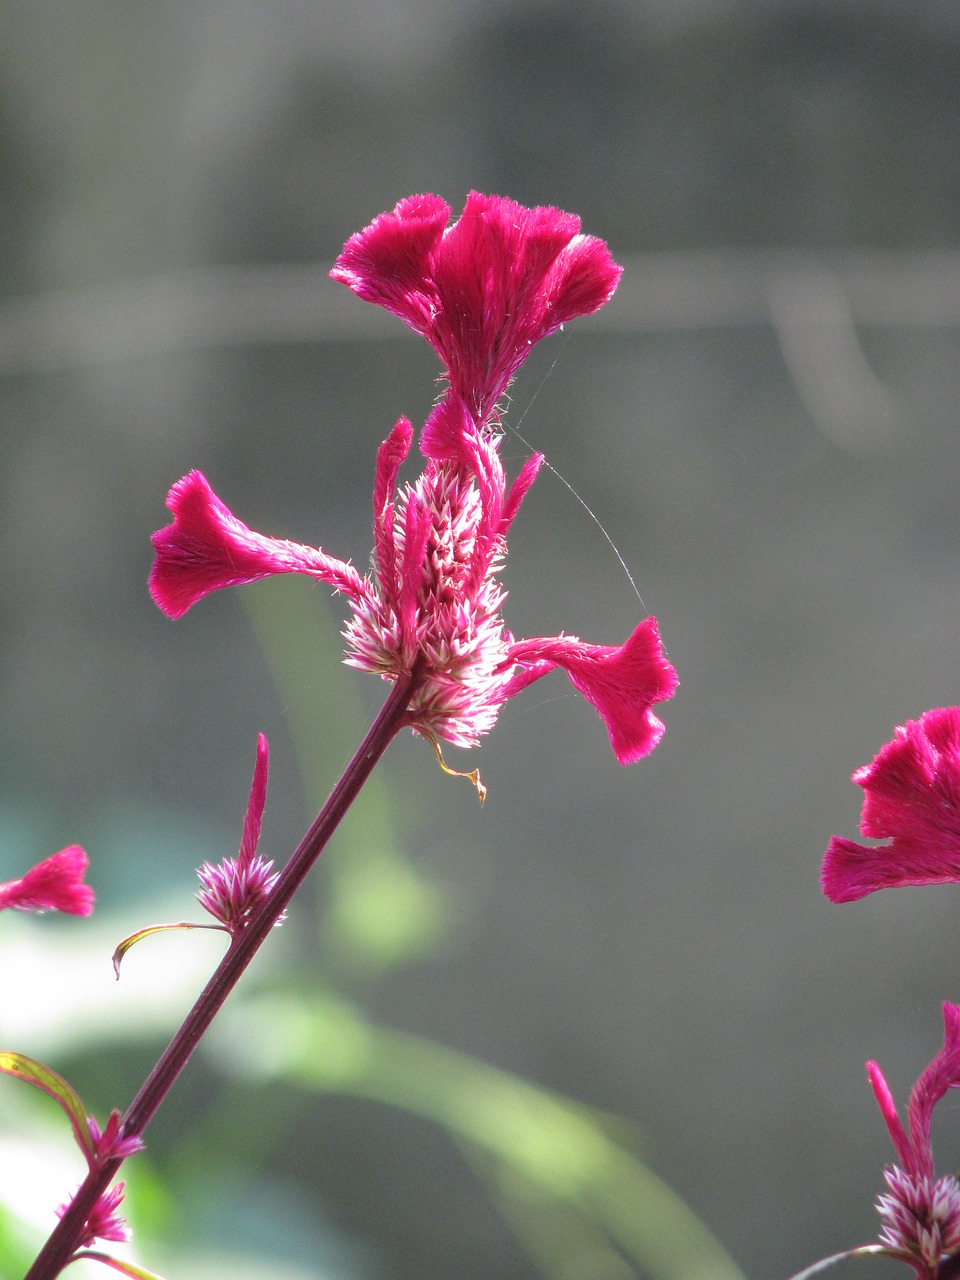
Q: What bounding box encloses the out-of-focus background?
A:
[2,3,960,1278]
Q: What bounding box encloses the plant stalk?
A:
[24,669,417,1280]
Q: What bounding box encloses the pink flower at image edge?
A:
[822,707,960,903]
[0,846,94,916]
[867,1002,960,1277]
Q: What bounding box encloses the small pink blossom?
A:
[58,1182,131,1249]
[0,846,94,916]
[196,733,282,931]
[822,708,960,903]
[867,1003,960,1278]
[86,1109,144,1166]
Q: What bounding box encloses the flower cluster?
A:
[57,1182,130,1251]
[51,1110,144,1254]
[0,846,93,916]
[86,1109,144,1166]
[150,193,678,765]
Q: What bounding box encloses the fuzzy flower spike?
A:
[866,1002,960,1278]
[196,733,282,931]
[150,194,677,769]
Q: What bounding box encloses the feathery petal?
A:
[150,470,365,618]
[0,846,94,916]
[822,708,960,903]
[505,619,679,765]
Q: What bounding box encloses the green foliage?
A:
[211,992,745,1280]
[0,1051,95,1164]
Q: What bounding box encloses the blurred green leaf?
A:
[0,1050,94,1163]
[0,1199,39,1277]
[211,994,746,1280]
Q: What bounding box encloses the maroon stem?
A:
[25,670,417,1280]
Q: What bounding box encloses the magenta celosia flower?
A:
[196,733,282,931]
[59,1181,131,1249]
[330,191,622,445]
[822,708,960,903]
[866,1003,960,1278]
[151,424,676,763]
[150,194,676,766]
[0,846,94,916]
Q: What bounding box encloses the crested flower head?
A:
[0,846,94,916]
[822,708,960,903]
[867,1003,960,1278]
[330,192,622,442]
[151,195,676,770]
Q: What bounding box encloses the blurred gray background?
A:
[2,2,960,1278]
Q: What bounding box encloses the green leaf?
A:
[212,996,747,1280]
[112,923,226,978]
[0,1051,94,1162]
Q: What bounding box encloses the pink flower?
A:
[150,195,676,766]
[196,733,282,931]
[59,1181,131,1249]
[330,192,622,443]
[86,1109,144,1166]
[822,708,960,903]
[152,423,676,763]
[867,1003,960,1278]
[0,846,94,916]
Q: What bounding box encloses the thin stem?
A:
[24,670,417,1280]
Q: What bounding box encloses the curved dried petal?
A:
[907,1003,960,1182]
[867,1060,913,1172]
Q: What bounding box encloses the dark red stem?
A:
[24,670,416,1280]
